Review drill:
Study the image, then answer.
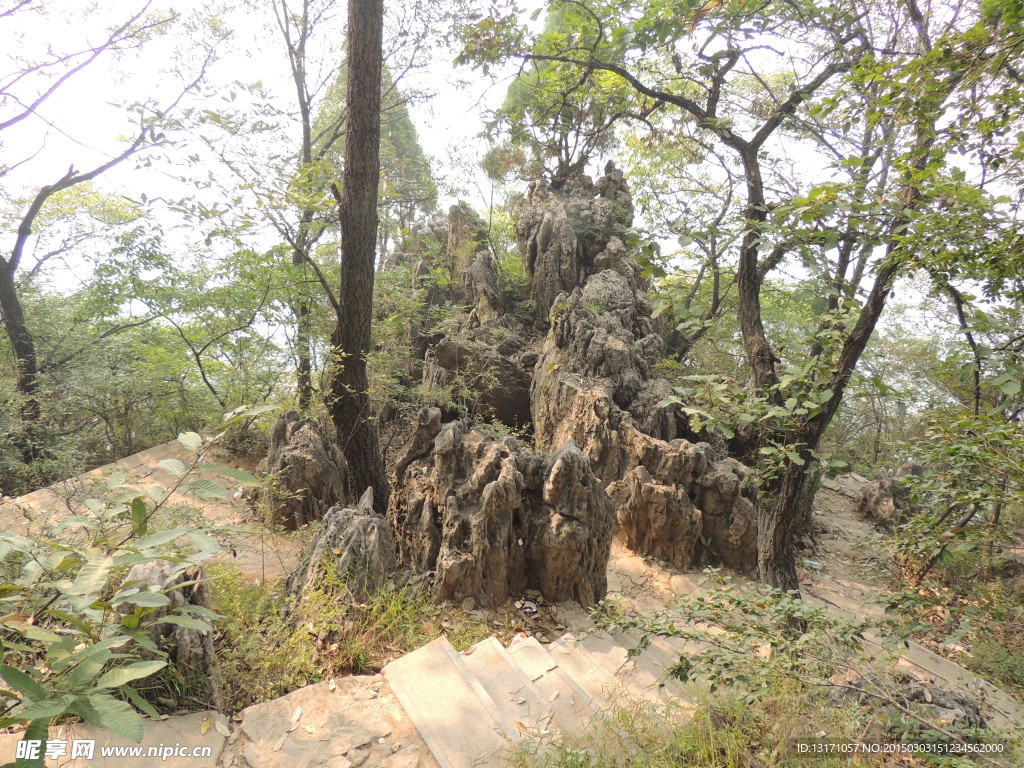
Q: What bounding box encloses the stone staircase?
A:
[382,628,696,768]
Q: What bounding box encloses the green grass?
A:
[508,679,895,768]
[209,562,491,712]
[508,667,1021,768]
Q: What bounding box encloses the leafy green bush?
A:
[589,573,1018,766]
[967,631,1024,696]
[0,411,266,757]
[212,559,491,713]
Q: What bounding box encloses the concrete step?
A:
[626,637,695,704]
[579,630,690,705]
[459,637,555,738]
[547,633,649,709]
[506,635,602,740]
[383,635,511,768]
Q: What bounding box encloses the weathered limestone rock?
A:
[446,203,489,276]
[387,411,614,607]
[117,560,222,707]
[828,671,986,734]
[285,487,396,606]
[855,463,921,527]
[517,165,635,325]
[404,167,759,579]
[464,252,505,328]
[608,466,701,570]
[528,173,758,572]
[422,332,534,427]
[258,410,347,529]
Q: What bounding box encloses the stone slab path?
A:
[4,451,1023,767]
[0,712,231,768]
[0,439,302,583]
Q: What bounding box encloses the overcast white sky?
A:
[0,0,525,217]
[0,0,958,349]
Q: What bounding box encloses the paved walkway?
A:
[0,440,302,583]
[3,458,1021,767]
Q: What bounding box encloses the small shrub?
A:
[208,565,319,711]
[212,560,491,713]
[965,629,1024,696]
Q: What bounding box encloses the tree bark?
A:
[0,262,41,461]
[328,0,389,511]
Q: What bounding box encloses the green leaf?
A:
[66,554,113,596]
[67,694,144,743]
[105,470,129,489]
[999,379,1021,395]
[158,458,189,478]
[9,718,49,768]
[222,404,276,422]
[110,589,171,609]
[182,478,232,501]
[187,532,221,557]
[0,665,47,701]
[94,661,167,689]
[17,625,62,644]
[130,497,148,536]
[157,615,213,632]
[177,431,203,453]
[147,485,169,503]
[121,684,160,718]
[785,451,806,466]
[134,528,187,550]
[67,652,110,689]
[204,463,261,486]
[17,698,68,720]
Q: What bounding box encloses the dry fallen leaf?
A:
[200,715,211,735]
[214,720,231,738]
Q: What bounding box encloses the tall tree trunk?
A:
[293,291,313,411]
[0,262,42,462]
[328,0,389,510]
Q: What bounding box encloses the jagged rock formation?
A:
[118,559,222,707]
[387,408,614,607]
[517,166,634,325]
[422,329,534,427]
[394,165,758,587]
[464,252,504,328]
[526,169,757,572]
[607,466,702,569]
[258,411,347,530]
[446,203,489,277]
[285,487,396,606]
[405,205,537,427]
[855,462,922,527]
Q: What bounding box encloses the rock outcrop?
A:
[855,462,922,527]
[517,165,634,325]
[527,176,757,571]
[422,329,534,427]
[285,487,397,606]
[118,559,222,707]
[258,410,347,530]
[387,408,614,607]
[395,165,759,585]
